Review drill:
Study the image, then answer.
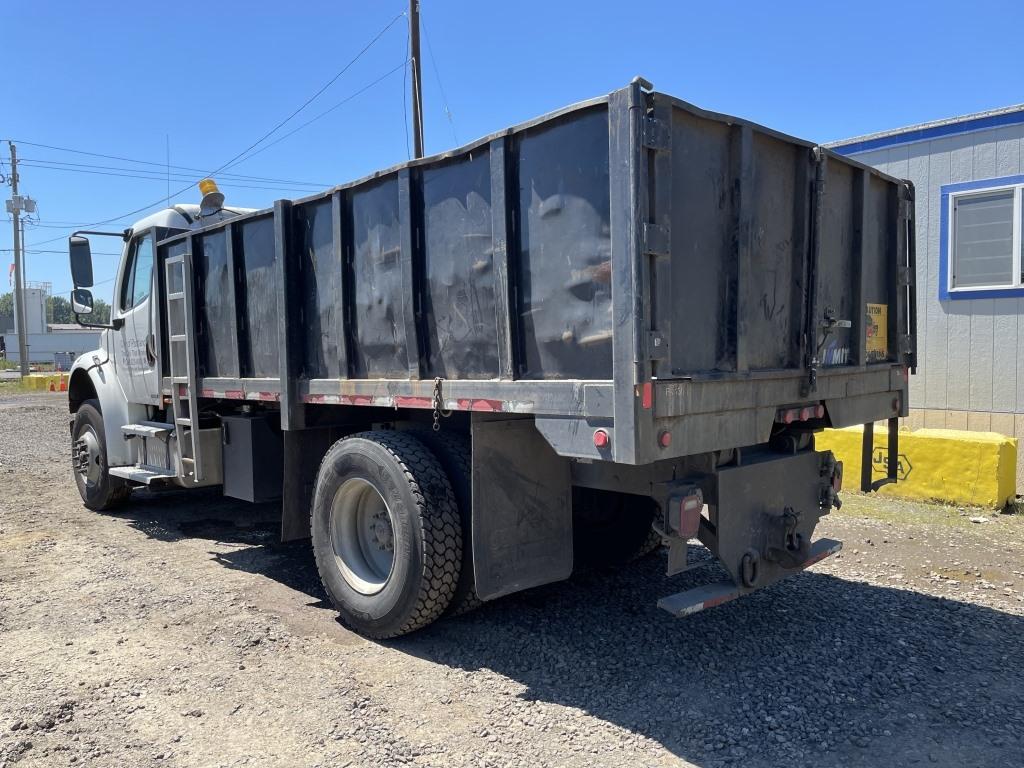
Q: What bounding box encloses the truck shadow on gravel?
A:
[112,492,1024,768]
[111,489,332,604]
[403,561,1024,768]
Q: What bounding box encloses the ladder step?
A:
[170,334,187,342]
[109,466,177,485]
[121,422,174,439]
[167,291,185,300]
[176,417,192,427]
[170,376,188,383]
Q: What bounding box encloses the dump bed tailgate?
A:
[617,90,915,463]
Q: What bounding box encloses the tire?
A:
[572,487,661,568]
[408,429,482,616]
[71,399,131,511]
[310,431,462,639]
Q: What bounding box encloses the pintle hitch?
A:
[764,507,809,570]
[738,507,811,588]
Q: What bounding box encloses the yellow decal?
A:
[865,303,888,362]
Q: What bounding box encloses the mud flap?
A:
[471,418,572,600]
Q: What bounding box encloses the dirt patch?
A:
[1,392,1022,768]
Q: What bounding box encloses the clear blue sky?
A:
[3,0,1023,303]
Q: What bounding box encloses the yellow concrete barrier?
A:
[24,373,68,392]
[816,426,1016,509]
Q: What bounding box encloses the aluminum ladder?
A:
[164,251,203,482]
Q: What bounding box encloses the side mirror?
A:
[71,288,94,316]
[69,236,94,287]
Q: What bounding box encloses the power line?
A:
[227,60,409,168]
[217,11,405,175]
[1,248,121,255]
[51,275,116,297]
[18,161,322,193]
[22,221,105,229]
[25,11,405,249]
[10,142,330,187]
[402,18,411,160]
[420,10,459,146]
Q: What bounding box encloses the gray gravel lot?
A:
[1,392,1022,768]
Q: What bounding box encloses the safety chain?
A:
[432,377,452,431]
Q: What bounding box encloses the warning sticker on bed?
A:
[866,303,888,362]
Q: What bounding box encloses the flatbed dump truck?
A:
[66,79,916,638]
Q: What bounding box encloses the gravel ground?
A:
[1,391,1022,768]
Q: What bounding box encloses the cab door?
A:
[112,232,159,405]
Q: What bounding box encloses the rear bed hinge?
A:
[642,222,670,258]
[642,117,671,152]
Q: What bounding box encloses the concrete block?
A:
[991,412,1015,437]
[907,409,925,430]
[945,410,968,430]
[967,412,991,432]
[924,409,946,429]
[817,426,1017,508]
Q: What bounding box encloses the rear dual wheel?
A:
[310,431,462,639]
[572,487,662,568]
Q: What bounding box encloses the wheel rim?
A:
[73,425,102,486]
[329,478,396,595]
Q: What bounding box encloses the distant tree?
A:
[48,295,74,324]
[93,298,111,325]
[1,290,110,328]
[0,292,12,333]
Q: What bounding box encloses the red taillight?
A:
[640,382,653,410]
[593,429,610,448]
[777,403,825,424]
[658,430,672,448]
[671,489,704,539]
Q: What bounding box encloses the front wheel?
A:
[71,399,130,511]
[310,431,462,639]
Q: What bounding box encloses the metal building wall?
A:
[847,122,1024,490]
[849,123,1024,423]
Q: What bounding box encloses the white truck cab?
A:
[67,187,252,508]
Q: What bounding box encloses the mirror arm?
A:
[73,316,123,331]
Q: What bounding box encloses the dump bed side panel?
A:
[421,151,499,379]
[166,106,616,393]
[295,198,343,380]
[515,109,613,380]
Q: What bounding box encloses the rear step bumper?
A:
[657,537,842,617]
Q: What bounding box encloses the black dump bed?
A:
[157,79,915,465]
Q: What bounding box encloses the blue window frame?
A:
[940,175,1024,300]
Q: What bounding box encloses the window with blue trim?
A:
[946,182,1022,295]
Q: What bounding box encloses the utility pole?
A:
[409,0,425,158]
[5,142,30,376]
